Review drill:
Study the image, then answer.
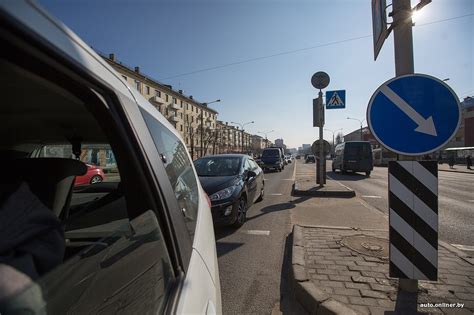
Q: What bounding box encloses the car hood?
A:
[198,175,241,196]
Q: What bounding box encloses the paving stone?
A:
[332,288,360,297]
[328,275,352,282]
[377,299,395,308]
[348,265,373,271]
[317,269,338,275]
[360,289,389,299]
[312,274,329,280]
[349,296,379,307]
[368,306,391,315]
[326,264,349,271]
[335,260,357,266]
[350,305,370,315]
[355,261,378,267]
[369,283,396,292]
[320,280,344,288]
[363,256,382,262]
[360,271,385,278]
[345,282,371,290]
[338,271,361,277]
[293,264,309,281]
[351,276,376,284]
[455,292,474,300]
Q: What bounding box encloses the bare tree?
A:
[335,132,344,145]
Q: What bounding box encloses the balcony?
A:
[171,103,180,110]
[170,116,180,122]
[150,95,164,104]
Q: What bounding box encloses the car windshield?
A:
[194,157,241,176]
[262,150,280,157]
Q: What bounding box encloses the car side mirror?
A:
[247,170,257,180]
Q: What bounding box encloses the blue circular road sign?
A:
[367,74,461,156]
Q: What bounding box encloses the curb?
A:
[439,240,474,266]
[291,225,362,315]
[293,181,356,198]
[438,169,474,174]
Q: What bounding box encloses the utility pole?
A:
[200,99,221,157]
[393,0,416,293]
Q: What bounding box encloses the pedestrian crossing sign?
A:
[326,90,346,109]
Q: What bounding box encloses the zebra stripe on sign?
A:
[388,161,438,281]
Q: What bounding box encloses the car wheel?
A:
[233,197,247,228]
[332,166,336,172]
[366,171,371,176]
[90,175,103,184]
[256,184,264,202]
[278,167,282,172]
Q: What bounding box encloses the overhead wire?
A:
[159,13,474,80]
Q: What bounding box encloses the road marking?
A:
[468,200,474,203]
[451,244,474,252]
[269,193,282,196]
[241,230,270,236]
[292,161,297,180]
[362,195,383,199]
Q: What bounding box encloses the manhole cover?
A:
[341,235,389,259]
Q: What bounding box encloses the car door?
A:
[244,158,258,204]
[249,159,263,198]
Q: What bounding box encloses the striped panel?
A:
[388,161,438,281]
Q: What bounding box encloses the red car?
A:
[75,164,106,186]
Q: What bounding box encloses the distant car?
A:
[296,155,301,159]
[305,155,316,163]
[194,154,264,227]
[260,148,285,172]
[285,155,292,164]
[75,164,106,186]
[332,141,373,176]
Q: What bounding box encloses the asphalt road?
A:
[216,161,297,315]
[328,164,474,249]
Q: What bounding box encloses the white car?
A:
[0,2,221,314]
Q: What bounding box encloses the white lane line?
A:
[292,161,297,180]
[241,230,270,236]
[468,200,474,203]
[269,193,283,196]
[451,244,474,252]
[361,195,383,199]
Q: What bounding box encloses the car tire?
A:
[332,166,336,172]
[256,184,264,202]
[278,167,282,172]
[90,175,103,184]
[366,171,371,176]
[233,197,247,228]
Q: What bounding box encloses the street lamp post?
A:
[231,121,254,153]
[324,128,343,155]
[258,130,274,149]
[200,99,220,157]
[346,117,365,141]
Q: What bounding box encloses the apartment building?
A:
[102,53,218,159]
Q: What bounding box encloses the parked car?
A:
[285,155,292,164]
[296,155,301,159]
[194,154,264,227]
[0,2,221,313]
[260,147,285,172]
[332,141,374,176]
[305,155,316,163]
[74,164,106,186]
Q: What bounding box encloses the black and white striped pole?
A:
[389,161,438,283]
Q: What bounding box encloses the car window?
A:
[0,57,175,314]
[244,159,253,171]
[249,159,259,170]
[140,109,199,241]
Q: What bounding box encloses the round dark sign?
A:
[311,72,330,89]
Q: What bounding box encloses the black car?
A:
[194,154,264,227]
[305,155,316,163]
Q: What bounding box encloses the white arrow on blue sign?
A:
[367,74,461,156]
[326,90,346,109]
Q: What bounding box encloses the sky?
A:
[39,0,473,148]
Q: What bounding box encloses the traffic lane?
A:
[216,161,295,314]
[331,165,474,246]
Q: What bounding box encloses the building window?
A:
[180,125,183,131]
[135,80,141,92]
[165,94,169,102]
[155,90,161,97]
[186,103,189,110]
[173,97,177,104]
[180,100,183,108]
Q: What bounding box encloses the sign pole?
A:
[318,90,324,187]
[393,0,417,293]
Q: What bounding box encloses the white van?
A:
[0,1,221,314]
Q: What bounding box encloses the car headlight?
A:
[210,185,237,201]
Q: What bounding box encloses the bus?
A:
[372,147,398,166]
[437,147,474,164]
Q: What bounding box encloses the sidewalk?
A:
[438,163,474,174]
[289,162,474,315]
